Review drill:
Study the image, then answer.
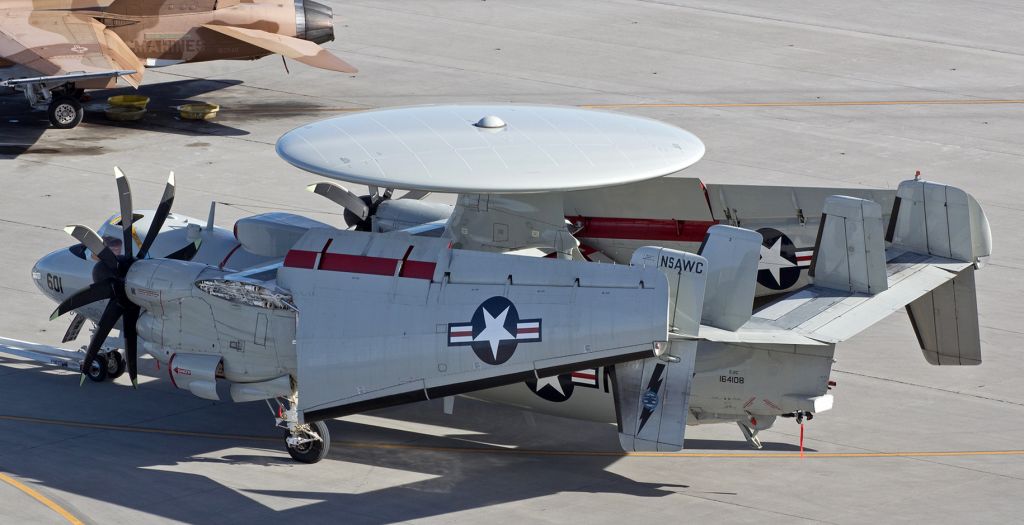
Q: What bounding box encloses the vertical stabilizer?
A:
[907,267,982,365]
[886,179,992,264]
[613,340,697,452]
[810,196,887,294]
[630,247,708,335]
[697,225,761,330]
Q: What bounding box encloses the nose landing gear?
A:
[270,393,332,464]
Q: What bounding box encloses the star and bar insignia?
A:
[448,296,541,365]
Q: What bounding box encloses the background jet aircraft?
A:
[0,0,357,129]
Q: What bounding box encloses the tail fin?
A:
[613,340,697,452]
[630,247,708,335]
[697,225,761,330]
[907,267,981,365]
[887,179,992,264]
[808,196,888,294]
[886,178,990,365]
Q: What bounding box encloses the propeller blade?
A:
[80,301,122,381]
[64,225,117,269]
[399,189,430,200]
[114,167,134,259]
[165,240,201,261]
[306,182,369,220]
[50,279,115,320]
[137,171,175,260]
[123,305,139,388]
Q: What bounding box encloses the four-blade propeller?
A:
[51,168,197,387]
[307,181,428,231]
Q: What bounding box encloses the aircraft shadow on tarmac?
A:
[0,79,249,159]
[0,357,808,523]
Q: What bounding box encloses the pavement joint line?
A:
[582,99,1024,109]
[0,470,84,525]
[99,99,1024,115]
[2,414,1023,460]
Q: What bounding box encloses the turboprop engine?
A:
[127,258,298,401]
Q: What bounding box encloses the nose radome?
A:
[31,246,93,301]
[295,0,334,44]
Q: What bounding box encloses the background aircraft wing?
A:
[202,24,357,74]
[0,11,142,86]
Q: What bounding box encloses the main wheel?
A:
[48,97,84,129]
[285,420,330,464]
[85,354,108,383]
[106,351,126,380]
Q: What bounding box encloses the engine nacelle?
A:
[372,199,452,233]
[167,353,222,401]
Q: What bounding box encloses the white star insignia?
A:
[758,237,796,286]
[534,375,565,396]
[473,307,514,360]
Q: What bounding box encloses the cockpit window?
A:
[102,236,124,256]
[68,244,87,260]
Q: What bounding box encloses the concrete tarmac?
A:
[1,0,1022,523]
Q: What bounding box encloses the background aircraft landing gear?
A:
[285,420,330,464]
[48,96,84,129]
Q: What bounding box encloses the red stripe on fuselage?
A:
[284,249,435,280]
[400,260,436,280]
[567,216,717,242]
[320,253,398,276]
[283,249,317,269]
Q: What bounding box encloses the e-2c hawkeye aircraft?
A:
[3,104,992,463]
[0,0,356,129]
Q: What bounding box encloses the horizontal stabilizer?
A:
[614,340,697,452]
[810,196,887,294]
[908,267,981,365]
[699,179,990,367]
[697,225,761,330]
[202,25,357,73]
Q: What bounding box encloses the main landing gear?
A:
[47,96,84,129]
[14,81,86,129]
[82,350,127,383]
[270,393,331,464]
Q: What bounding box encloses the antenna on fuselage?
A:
[206,201,216,232]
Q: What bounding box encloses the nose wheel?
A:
[285,420,330,464]
[271,394,332,463]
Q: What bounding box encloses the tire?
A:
[85,354,108,383]
[106,352,126,380]
[48,97,84,129]
[286,420,330,464]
